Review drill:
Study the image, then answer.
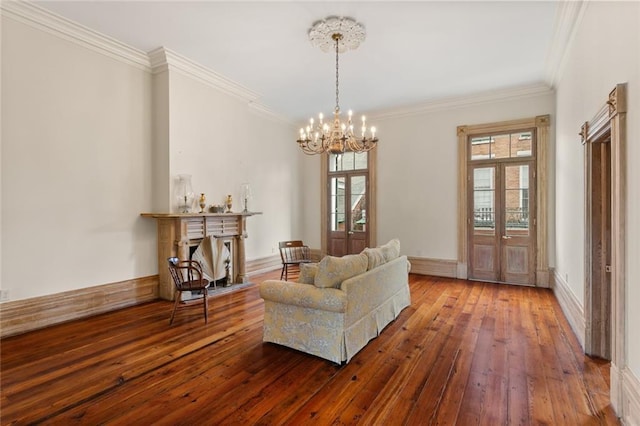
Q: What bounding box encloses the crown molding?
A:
[1,0,150,70]
[148,47,260,104]
[149,47,287,121]
[1,2,279,115]
[543,0,587,88]
[369,83,555,121]
[247,101,294,126]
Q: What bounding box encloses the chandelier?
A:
[297,17,378,155]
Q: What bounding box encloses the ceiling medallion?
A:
[296,17,378,155]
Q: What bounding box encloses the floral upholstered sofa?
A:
[259,239,411,363]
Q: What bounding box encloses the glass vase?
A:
[175,174,194,213]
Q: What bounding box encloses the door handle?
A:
[348,231,354,235]
[502,235,512,240]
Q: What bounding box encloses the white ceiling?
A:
[33,1,559,121]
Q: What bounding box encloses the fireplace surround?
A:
[141,212,261,300]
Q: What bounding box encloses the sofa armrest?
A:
[259,280,347,313]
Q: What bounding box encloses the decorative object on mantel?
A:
[296,16,378,155]
[175,174,194,213]
[198,193,206,213]
[209,204,225,213]
[241,183,252,213]
[225,194,233,213]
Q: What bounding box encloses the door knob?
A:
[348,231,354,235]
[502,235,512,240]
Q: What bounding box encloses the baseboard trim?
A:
[246,254,281,276]
[622,367,640,425]
[0,275,158,338]
[551,269,585,349]
[407,257,457,278]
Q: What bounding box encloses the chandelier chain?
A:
[335,35,340,113]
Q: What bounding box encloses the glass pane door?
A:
[504,164,529,236]
[330,177,346,232]
[473,167,495,235]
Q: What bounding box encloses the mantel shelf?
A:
[141,211,262,219]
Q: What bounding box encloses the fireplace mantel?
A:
[141,212,261,300]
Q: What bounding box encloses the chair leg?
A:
[203,291,209,324]
[280,265,285,280]
[284,264,288,281]
[169,290,181,325]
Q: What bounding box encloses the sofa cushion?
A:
[297,262,318,284]
[379,238,401,262]
[362,247,386,271]
[314,253,368,289]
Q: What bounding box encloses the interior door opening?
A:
[585,132,612,360]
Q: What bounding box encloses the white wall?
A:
[301,91,555,263]
[165,70,299,259]
[554,1,640,378]
[1,15,300,302]
[1,16,156,300]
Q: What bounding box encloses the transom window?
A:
[470,131,534,160]
[329,151,368,172]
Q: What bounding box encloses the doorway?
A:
[325,151,370,256]
[584,125,613,360]
[457,115,550,287]
[468,160,536,285]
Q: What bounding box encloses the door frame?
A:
[457,115,550,287]
[579,84,627,411]
[321,148,377,256]
[583,124,612,360]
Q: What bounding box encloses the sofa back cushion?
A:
[362,247,386,271]
[379,238,401,262]
[297,262,318,284]
[314,253,368,288]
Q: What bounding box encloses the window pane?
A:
[492,134,510,159]
[470,136,492,160]
[473,167,495,234]
[354,152,368,170]
[350,176,366,232]
[505,165,529,236]
[342,152,355,170]
[329,154,340,172]
[511,131,533,158]
[330,177,345,231]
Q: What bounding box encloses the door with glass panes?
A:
[327,152,369,256]
[468,130,536,285]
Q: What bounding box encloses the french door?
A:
[326,152,370,256]
[468,161,536,285]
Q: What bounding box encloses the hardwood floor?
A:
[1,272,619,425]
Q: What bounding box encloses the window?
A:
[470,131,534,161]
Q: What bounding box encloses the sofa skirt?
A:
[262,284,411,363]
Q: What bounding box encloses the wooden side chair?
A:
[279,240,312,281]
[167,257,210,325]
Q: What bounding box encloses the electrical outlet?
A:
[0,290,9,302]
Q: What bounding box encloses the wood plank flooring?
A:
[0,272,619,425]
